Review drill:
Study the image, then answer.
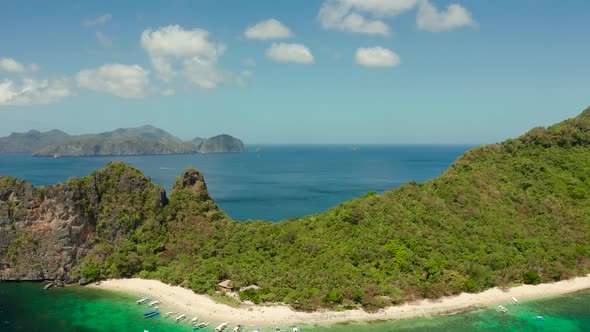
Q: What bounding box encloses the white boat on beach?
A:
[215,322,229,332]
[136,298,150,304]
[148,300,161,306]
[511,296,519,305]
[233,324,243,332]
[293,327,299,332]
[191,317,199,324]
[496,305,508,313]
[164,311,175,318]
[176,314,187,322]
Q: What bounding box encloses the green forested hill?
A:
[1,107,590,312]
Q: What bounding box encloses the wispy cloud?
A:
[96,31,112,48]
[76,63,151,99]
[82,14,112,27]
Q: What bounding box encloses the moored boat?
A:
[194,323,210,330]
[144,310,159,318]
[164,311,175,318]
[149,300,161,306]
[215,322,229,332]
[533,315,545,321]
[191,317,199,324]
[233,324,243,332]
[511,297,519,305]
[176,314,187,322]
[137,298,151,305]
[496,305,508,313]
[293,327,299,332]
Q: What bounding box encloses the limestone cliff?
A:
[0,162,168,283]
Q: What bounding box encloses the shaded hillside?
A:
[34,137,195,157]
[1,106,590,312]
[0,129,71,153]
[195,134,245,153]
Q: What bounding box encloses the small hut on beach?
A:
[217,279,234,292]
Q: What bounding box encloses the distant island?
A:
[0,125,245,156]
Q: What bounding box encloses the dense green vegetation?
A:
[2,107,590,311]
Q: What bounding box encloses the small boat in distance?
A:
[533,315,545,321]
[191,317,199,324]
[144,310,159,318]
[148,300,161,306]
[194,323,210,330]
[164,311,175,318]
[215,322,229,332]
[293,327,299,332]
[175,314,187,322]
[233,324,243,332]
[496,305,508,313]
[137,298,151,305]
[511,297,519,305]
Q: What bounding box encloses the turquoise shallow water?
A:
[0,283,588,332]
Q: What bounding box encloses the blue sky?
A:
[0,0,589,144]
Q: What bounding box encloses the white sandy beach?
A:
[89,275,590,327]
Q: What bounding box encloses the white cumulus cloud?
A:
[318,0,421,35]
[0,57,39,73]
[82,14,112,27]
[417,1,476,32]
[318,0,476,34]
[0,78,71,106]
[141,25,227,89]
[96,31,112,48]
[266,43,314,64]
[245,19,294,40]
[356,47,400,68]
[76,64,151,99]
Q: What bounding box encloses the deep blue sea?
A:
[0,145,472,221]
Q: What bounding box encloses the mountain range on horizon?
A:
[0,125,245,156]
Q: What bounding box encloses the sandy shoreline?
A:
[88,275,590,327]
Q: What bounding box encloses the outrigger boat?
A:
[511,297,519,305]
[215,322,229,332]
[191,317,199,324]
[496,305,508,313]
[233,324,243,332]
[194,323,210,330]
[144,310,159,318]
[149,300,161,307]
[137,298,151,304]
[176,314,187,322]
[164,311,175,318]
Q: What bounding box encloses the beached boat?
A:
[148,300,161,307]
[176,314,187,322]
[137,298,151,305]
[233,324,243,332]
[511,297,519,305]
[293,327,299,332]
[143,310,159,318]
[496,305,508,313]
[164,311,175,318]
[215,322,229,332]
[533,315,545,321]
[191,317,199,324]
[194,323,210,330]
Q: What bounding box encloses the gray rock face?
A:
[0,162,167,283]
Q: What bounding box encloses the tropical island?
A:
[1,106,590,325]
[0,125,245,156]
